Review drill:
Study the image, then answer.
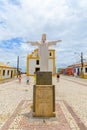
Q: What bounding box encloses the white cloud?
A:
[0,0,87,71]
[0,0,74,40]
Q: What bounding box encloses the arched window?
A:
[49,52,52,56]
[36,60,39,65]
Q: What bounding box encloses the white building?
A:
[74,62,87,78]
[26,49,56,76]
[0,62,17,81]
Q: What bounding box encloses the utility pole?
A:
[17,56,19,77]
[81,52,84,75]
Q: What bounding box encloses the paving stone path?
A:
[0,75,87,130]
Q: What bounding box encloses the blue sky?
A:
[0,0,87,72]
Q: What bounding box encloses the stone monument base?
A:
[33,71,55,117]
[33,85,55,117]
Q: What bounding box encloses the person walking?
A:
[18,73,22,83]
[56,73,60,82]
[26,76,30,85]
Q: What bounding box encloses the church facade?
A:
[26,49,56,76]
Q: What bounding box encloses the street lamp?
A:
[7,62,10,65]
[81,52,84,74]
[17,55,26,77]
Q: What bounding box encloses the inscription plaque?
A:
[33,85,55,117]
[36,72,52,85]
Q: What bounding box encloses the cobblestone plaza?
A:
[0,75,87,130]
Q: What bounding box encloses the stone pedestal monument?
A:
[33,72,55,117]
[27,34,61,117]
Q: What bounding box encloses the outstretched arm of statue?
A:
[48,40,62,47]
[26,41,40,46]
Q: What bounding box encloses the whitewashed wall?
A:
[29,59,36,74]
[48,59,53,72]
[74,67,81,76]
[1,68,14,79]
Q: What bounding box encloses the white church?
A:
[26,49,56,76]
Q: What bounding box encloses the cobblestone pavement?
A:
[0,75,87,130]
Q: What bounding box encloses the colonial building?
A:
[82,62,87,78]
[61,62,87,78]
[0,62,17,81]
[26,49,56,76]
[74,64,81,77]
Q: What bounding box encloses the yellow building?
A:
[26,49,56,76]
[0,62,17,81]
[82,62,87,78]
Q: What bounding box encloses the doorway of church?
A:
[35,68,40,72]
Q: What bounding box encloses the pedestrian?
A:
[56,73,60,82]
[26,76,30,85]
[18,74,22,83]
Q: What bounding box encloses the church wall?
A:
[27,49,56,76]
[29,59,36,75]
[48,59,53,72]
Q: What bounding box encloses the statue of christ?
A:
[27,34,61,71]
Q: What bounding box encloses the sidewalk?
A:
[0,77,17,84]
[61,74,87,85]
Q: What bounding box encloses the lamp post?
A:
[17,55,26,77]
[81,52,84,78]
[7,62,10,65]
[81,52,84,72]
